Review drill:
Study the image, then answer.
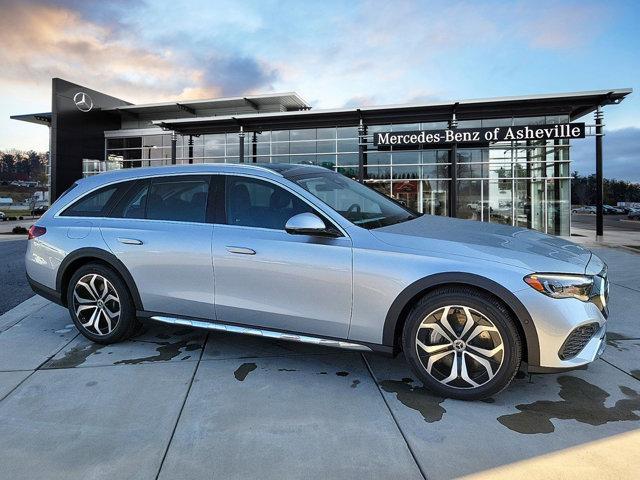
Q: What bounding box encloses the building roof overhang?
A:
[103,92,309,116]
[9,112,52,126]
[151,88,632,135]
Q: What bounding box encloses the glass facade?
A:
[102,114,571,235]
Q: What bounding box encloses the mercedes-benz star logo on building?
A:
[73,92,93,112]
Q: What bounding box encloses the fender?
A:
[382,272,540,367]
[56,247,144,311]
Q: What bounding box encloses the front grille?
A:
[558,323,600,360]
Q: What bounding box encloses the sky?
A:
[0,0,638,180]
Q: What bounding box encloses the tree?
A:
[0,152,16,177]
[571,171,640,205]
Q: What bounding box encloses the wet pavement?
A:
[0,246,638,479]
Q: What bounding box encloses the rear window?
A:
[61,185,120,217]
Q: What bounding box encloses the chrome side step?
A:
[150,315,373,352]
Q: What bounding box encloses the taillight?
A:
[27,225,46,240]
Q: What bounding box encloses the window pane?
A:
[143,135,163,147]
[204,134,226,157]
[272,130,289,142]
[124,137,142,148]
[317,128,336,140]
[226,176,314,230]
[62,186,119,217]
[337,139,358,152]
[107,138,124,149]
[337,126,358,139]
[290,129,316,141]
[147,177,209,223]
[290,142,316,155]
[316,140,336,154]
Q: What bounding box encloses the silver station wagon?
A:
[26,164,608,399]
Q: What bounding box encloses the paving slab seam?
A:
[610,282,640,294]
[361,353,428,480]
[0,297,50,334]
[155,332,209,480]
[0,332,80,403]
[600,358,640,383]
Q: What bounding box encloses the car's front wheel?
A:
[402,286,522,400]
[67,263,139,344]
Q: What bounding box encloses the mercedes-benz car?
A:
[25,164,608,399]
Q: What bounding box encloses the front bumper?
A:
[515,286,607,371]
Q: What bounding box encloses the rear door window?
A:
[110,181,150,219]
[147,176,210,223]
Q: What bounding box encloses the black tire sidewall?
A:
[402,288,522,400]
[66,263,136,344]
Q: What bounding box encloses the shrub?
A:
[12,226,28,235]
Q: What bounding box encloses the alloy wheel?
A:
[72,274,121,336]
[415,305,505,389]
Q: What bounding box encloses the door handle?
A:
[117,237,143,245]
[226,246,256,255]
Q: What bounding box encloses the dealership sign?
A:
[373,123,585,147]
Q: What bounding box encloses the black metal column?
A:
[357,121,366,183]
[239,127,245,163]
[170,131,177,165]
[252,132,257,163]
[448,112,458,217]
[595,106,604,240]
[188,135,194,164]
[449,143,458,217]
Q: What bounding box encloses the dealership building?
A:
[12,79,631,236]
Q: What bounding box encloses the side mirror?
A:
[285,212,339,237]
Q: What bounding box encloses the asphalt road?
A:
[0,238,31,315]
[572,213,640,232]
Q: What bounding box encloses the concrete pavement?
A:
[0,246,638,479]
[0,237,30,315]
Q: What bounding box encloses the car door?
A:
[212,174,352,339]
[100,175,215,320]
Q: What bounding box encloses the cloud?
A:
[198,56,278,97]
[571,127,640,183]
[0,0,278,103]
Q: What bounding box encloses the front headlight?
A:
[524,273,593,302]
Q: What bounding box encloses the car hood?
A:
[371,214,598,274]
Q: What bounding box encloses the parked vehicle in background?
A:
[571,206,596,214]
[0,211,5,221]
[25,164,609,400]
[31,205,48,216]
[628,209,640,221]
[604,205,624,214]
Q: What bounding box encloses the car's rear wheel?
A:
[67,263,139,344]
[402,286,522,400]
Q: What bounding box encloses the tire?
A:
[66,262,139,344]
[402,286,522,400]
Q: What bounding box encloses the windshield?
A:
[289,170,420,229]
